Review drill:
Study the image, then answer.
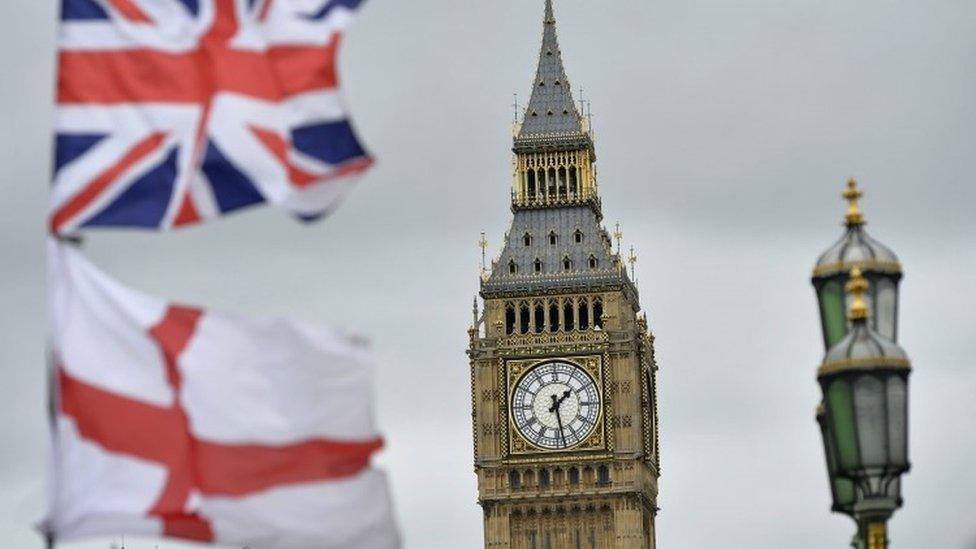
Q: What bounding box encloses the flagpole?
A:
[44,236,82,549]
[46,241,58,549]
[45,342,58,549]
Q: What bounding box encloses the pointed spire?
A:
[515,0,587,145]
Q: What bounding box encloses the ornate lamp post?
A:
[817,269,911,548]
[812,180,910,548]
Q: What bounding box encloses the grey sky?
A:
[2,1,975,548]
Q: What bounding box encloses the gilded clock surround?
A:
[506,355,608,455]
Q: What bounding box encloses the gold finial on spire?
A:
[613,222,623,255]
[478,232,488,272]
[846,267,870,321]
[843,178,865,227]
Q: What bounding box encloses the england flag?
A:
[43,238,400,548]
[51,0,373,233]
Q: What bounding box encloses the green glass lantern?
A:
[812,179,902,350]
[818,268,911,547]
[816,404,903,524]
[815,404,857,515]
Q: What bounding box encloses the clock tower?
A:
[468,1,660,547]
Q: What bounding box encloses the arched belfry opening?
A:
[505,304,516,335]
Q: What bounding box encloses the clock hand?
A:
[554,404,567,448]
[550,389,572,448]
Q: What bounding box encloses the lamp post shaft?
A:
[856,519,888,549]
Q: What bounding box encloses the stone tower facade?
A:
[468,2,660,547]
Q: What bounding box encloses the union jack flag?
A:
[51,0,372,234]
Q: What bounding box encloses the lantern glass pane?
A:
[819,280,846,348]
[820,412,839,475]
[827,380,860,471]
[854,375,887,468]
[887,375,908,468]
[821,416,857,510]
[834,477,857,509]
[887,476,902,502]
[875,278,898,342]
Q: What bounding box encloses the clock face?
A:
[511,360,601,450]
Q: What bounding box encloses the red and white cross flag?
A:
[42,238,400,548]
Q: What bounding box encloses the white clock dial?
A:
[511,361,601,450]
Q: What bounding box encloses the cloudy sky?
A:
[2,1,975,548]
